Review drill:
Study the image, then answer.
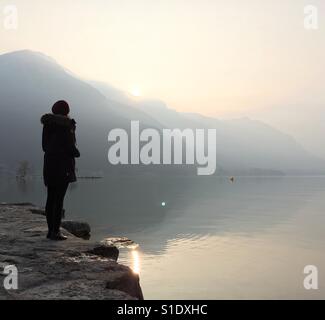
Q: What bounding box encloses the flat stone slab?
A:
[0,204,143,300]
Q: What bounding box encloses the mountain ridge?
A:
[1,50,324,176]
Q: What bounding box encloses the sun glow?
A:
[130,86,141,97]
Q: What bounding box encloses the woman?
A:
[41,100,80,240]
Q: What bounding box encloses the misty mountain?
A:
[0,50,163,176]
[0,50,324,176]
[91,81,325,175]
[241,104,325,161]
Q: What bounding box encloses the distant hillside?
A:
[0,50,324,176]
[0,50,162,176]
[91,81,325,175]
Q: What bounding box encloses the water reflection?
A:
[1,175,325,298]
[131,250,141,274]
[16,178,29,193]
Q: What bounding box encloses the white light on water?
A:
[161,202,166,207]
[131,250,140,274]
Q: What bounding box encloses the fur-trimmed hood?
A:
[41,114,76,128]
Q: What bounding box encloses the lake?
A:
[1,174,324,299]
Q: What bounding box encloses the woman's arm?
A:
[42,126,50,152]
[63,127,80,158]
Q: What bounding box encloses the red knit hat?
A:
[52,100,70,116]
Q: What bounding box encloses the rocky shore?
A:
[0,203,143,300]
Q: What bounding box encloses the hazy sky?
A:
[1,0,324,119]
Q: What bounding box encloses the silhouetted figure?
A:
[230,177,235,183]
[41,100,80,241]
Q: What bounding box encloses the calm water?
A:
[1,175,325,299]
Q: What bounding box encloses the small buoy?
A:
[230,177,235,183]
[161,202,166,207]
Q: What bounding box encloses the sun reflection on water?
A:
[131,250,141,274]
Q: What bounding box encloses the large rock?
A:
[106,271,144,300]
[61,221,91,240]
[26,207,91,240]
[87,244,119,261]
[0,204,143,300]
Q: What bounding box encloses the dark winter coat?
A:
[41,114,80,186]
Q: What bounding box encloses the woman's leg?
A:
[52,182,69,235]
[45,185,56,236]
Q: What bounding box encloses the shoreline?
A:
[0,203,143,300]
